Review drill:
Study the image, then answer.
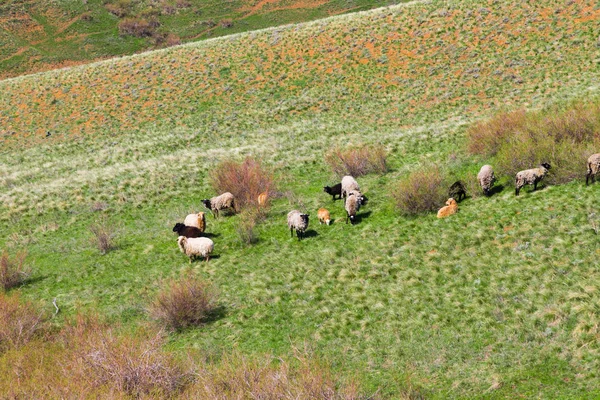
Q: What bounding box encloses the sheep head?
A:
[172,223,185,233]
[541,162,551,170]
[201,199,211,209]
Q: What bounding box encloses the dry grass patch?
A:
[89,218,116,254]
[326,145,388,178]
[0,293,46,352]
[149,275,218,331]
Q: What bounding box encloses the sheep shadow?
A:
[302,229,319,239]
[6,274,48,291]
[488,184,505,196]
[355,210,373,224]
[201,232,221,239]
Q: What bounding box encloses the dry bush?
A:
[326,145,388,178]
[118,17,159,37]
[209,157,275,210]
[393,166,447,216]
[104,0,131,17]
[0,249,29,291]
[187,350,365,399]
[149,276,218,331]
[467,100,600,184]
[90,218,116,254]
[0,293,45,352]
[67,316,189,397]
[220,18,233,28]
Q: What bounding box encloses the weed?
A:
[325,144,388,178]
[149,275,218,331]
[118,17,158,37]
[0,249,29,291]
[235,207,263,245]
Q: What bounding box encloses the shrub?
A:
[220,18,233,28]
[467,100,600,184]
[104,0,131,18]
[68,316,189,397]
[0,249,29,291]
[209,156,275,210]
[149,276,218,331]
[0,293,45,352]
[118,17,158,37]
[393,166,447,216]
[89,218,116,254]
[325,144,388,178]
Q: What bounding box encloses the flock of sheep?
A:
[172,153,600,261]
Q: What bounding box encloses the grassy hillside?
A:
[1,0,600,397]
[0,0,401,79]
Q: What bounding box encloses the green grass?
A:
[1,0,600,397]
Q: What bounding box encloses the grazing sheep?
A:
[318,208,331,225]
[345,192,361,224]
[257,191,269,207]
[323,183,342,201]
[515,163,551,196]
[341,176,360,199]
[437,198,458,218]
[172,223,203,238]
[201,192,236,218]
[177,236,214,262]
[477,165,496,196]
[183,212,206,232]
[586,153,600,185]
[287,210,309,240]
[347,189,367,206]
[448,181,466,202]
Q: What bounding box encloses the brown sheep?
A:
[437,198,458,218]
[317,208,331,225]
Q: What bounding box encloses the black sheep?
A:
[448,181,466,202]
[323,183,342,201]
[172,223,203,238]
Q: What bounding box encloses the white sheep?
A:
[477,165,496,196]
[287,210,309,240]
[341,176,360,199]
[177,236,214,262]
[183,212,206,232]
[345,192,361,224]
[201,192,236,218]
[515,163,551,196]
[586,153,600,186]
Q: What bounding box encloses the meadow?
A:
[1,0,600,397]
[0,0,401,79]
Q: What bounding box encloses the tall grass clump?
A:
[393,166,447,216]
[68,316,189,397]
[188,350,365,399]
[0,294,45,352]
[0,249,29,291]
[235,208,262,246]
[89,218,116,254]
[467,100,600,183]
[209,157,275,210]
[325,145,388,177]
[149,276,218,331]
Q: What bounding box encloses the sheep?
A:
[437,198,458,218]
[183,212,206,232]
[347,189,367,206]
[201,192,236,218]
[257,191,269,207]
[341,176,360,199]
[448,181,466,202]
[287,210,309,240]
[177,236,214,262]
[345,192,361,224]
[586,153,600,186]
[318,208,331,225]
[323,183,342,201]
[515,163,551,196]
[477,165,496,196]
[172,223,203,238]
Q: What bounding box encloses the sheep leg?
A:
[290,227,294,238]
[205,255,210,262]
[515,187,520,196]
